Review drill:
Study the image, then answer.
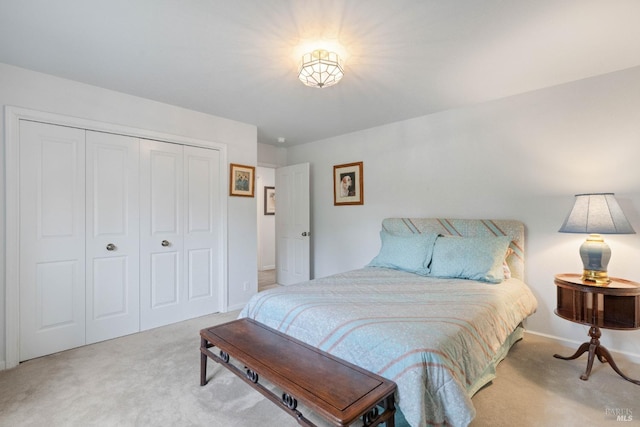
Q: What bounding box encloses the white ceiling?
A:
[1,0,640,147]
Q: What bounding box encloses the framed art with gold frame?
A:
[229,163,255,197]
[333,161,363,205]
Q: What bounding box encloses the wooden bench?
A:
[200,318,397,427]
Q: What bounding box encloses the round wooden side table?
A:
[553,273,640,385]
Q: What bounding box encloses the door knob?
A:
[106,243,116,251]
[301,232,310,237]
[161,240,171,247]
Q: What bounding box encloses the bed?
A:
[240,218,538,427]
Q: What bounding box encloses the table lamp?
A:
[559,193,635,284]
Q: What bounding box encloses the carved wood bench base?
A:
[200,319,397,427]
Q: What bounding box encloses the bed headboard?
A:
[381,218,525,280]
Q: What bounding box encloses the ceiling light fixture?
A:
[298,49,344,88]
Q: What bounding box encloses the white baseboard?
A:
[226,302,248,312]
[525,330,640,364]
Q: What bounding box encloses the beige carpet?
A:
[0,310,638,427]
[470,332,639,427]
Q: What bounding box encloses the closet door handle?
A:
[106,243,116,251]
[161,240,171,247]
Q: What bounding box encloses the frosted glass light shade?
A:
[298,49,344,89]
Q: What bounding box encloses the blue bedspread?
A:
[240,267,538,427]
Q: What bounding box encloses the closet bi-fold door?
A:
[85,131,140,344]
[139,140,220,330]
[19,121,86,360]
[182,144,221,318]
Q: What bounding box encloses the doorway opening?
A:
[256,166,277,291]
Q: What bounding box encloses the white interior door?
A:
[182,145,221,317]
[139,139,184,330]
[275,163,310,285]
[19,120,86,360]
[8,108,228,366]
[85,131,140,344]
[139,140,222,329]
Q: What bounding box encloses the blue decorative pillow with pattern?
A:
[367,231,438,276]
[429,235,511,283]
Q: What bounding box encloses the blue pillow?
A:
[429,235,511,283]
[367,231,438,276]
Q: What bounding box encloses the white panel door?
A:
[275,163,310,285]
[139,139,185,330]
[182,145,221,316]
[85,131,140,344]
[19,120,86,360]
[140,140,222,329]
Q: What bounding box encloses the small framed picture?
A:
[333,161,364,206]
[264,186,275,215]
[229,163,255,197]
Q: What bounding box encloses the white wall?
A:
[287,66,640,359]
[0,63,258,366]
[257,166,276,270]
[258,142,287,168]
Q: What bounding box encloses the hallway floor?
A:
[258,269,278,292]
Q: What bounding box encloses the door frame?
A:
[4,106,228,369]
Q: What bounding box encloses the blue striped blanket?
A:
[240,267,537,427]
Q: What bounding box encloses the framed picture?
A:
[264,186,275,215]
[229,163,255,197]
[333,161,364,206]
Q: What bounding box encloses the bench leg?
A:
[365,394,394,427]
[384,394,396,427]
[200,337,208,386]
